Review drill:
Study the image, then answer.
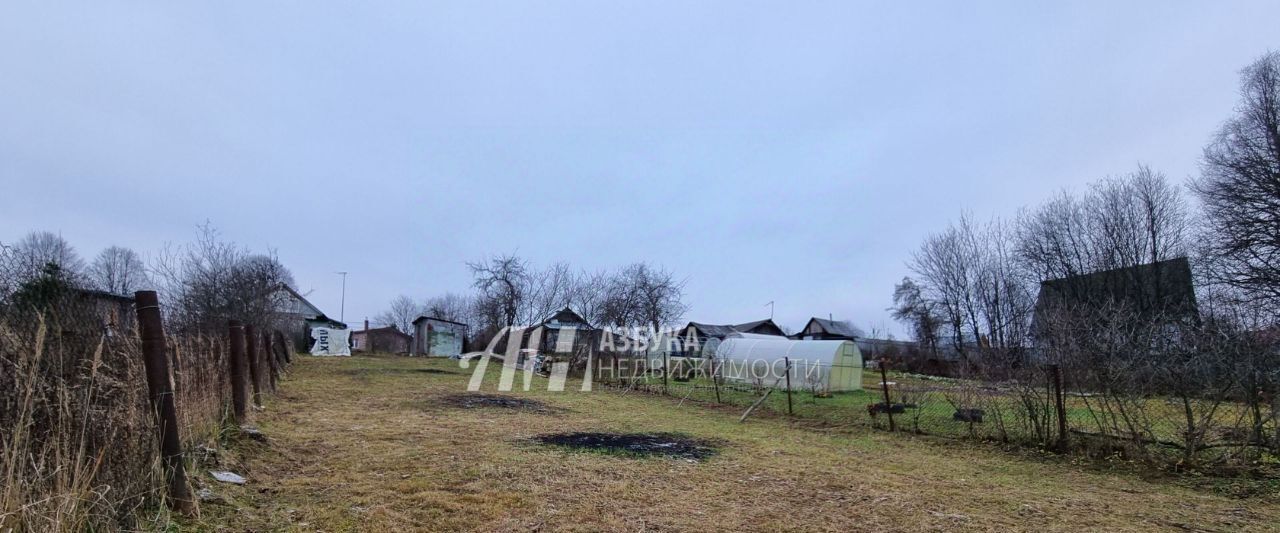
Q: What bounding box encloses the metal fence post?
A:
[879,357,895,432]
[228,321,247,423]
[712,359,723,404]
[662,351,670,396]
[784,357,794,415]
[245,325,261,406]
[283,330,293,364]
[273,330,289,369]
[264,332,278,392]
[1051,364,1068,450]
[134,291,196,516]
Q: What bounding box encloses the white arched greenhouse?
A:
[713,333,863,392]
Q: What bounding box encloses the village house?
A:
[270,283,346,347]
[1031,257,1199,362]
[792,317,860,341]
[352,320,412,354]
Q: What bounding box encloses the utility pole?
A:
[337,271,348,322]
[764,301,774,320]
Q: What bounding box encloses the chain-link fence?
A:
[1,291,299,530]
[593,354,1280,472]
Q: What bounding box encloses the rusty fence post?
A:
[273,330,289,370]
[264,332,279,392]
[1051,364,1068,451]
[135,291,197,516]
[879,358,895,432]
[245,325,261,406]
[228,320,247,423]
[784,357,794,415]
[276,330,292,365]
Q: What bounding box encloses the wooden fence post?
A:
[228,320,247,423]
[879,358,895,432]
[245,325,261,406]
[1051,364,1068,451]
[784,357,794,415]
[134,291,197,516]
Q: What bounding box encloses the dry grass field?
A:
[182,354,1280,532]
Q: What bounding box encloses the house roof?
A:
[1033,257,1198,325]
[685,319,785,338]
[412,315,468,327]
[734,319,771,331]
[801,317,861,339]
[274,283,325,318]
[685,322,740,338]
[73,288,134,304]
[356,326,412,340]
[305,314,347,329]
[542,307,592,328]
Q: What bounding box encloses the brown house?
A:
[352,321,412,354]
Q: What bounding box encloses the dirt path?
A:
[191,355,1279,532]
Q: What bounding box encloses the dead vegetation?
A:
[192,355,1280,532]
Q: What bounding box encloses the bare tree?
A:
[597,263,687,331]
[89,245,149,295]
[911,214,1036,369]
[890,277,941,356]
[631,263,688,332]
[1019,167,1188,283]
[1192,51,1280,308]
[520,262,578,325]
[148,223,297,333]
[5,231,85,283]
[467,254,529,327]
[910,213,986,363]
[422,292,473,323]
[973,218,1034,364]
[568,269,610,325]
[374,295,421,333]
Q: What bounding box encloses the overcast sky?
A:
[2,2,1277,335]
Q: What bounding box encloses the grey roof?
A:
[685,322,740,338]
[686,319,784,338]
[733,319,773,332]
[412,315,468,327]
[305,314,347,328]
[74,288,135,303]
[274,283,325,318]
[542,307,593,329]
[802,317,860,338]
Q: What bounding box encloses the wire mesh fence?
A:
[592,354,1280,472]
[1,291,299,530]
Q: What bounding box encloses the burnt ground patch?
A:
[533,432,719,461]
[440,393,559,413]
